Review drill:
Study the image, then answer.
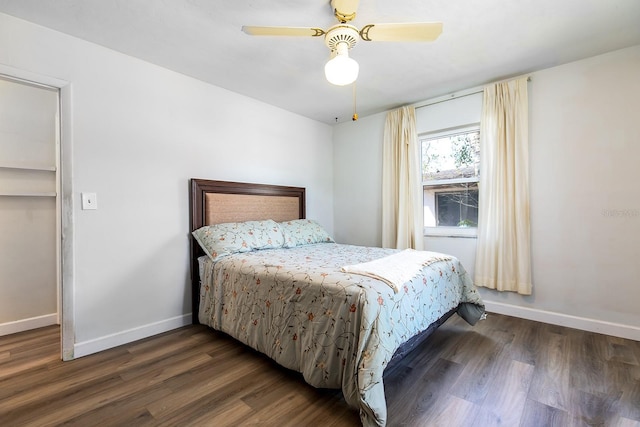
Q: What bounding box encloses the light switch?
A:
[81,192,98,210]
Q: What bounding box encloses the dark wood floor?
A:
[1,313,639,427]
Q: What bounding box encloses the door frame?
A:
[0,64,75,360]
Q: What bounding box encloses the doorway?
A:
[0,69,73,360]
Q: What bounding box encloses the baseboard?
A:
[73,313,192,359]
[484,301,640,342]
[0,313,58,336]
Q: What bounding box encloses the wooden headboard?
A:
[189,179,306,323]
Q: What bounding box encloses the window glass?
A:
[421,127,480,232]
[435,187,479,227]
[421,130,479,182]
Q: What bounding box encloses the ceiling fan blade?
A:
[331,0,360,22]
[359,22,443,42]
[242,26,325,38]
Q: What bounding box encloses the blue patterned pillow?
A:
[279,219,334,248]
[192,219,284,261]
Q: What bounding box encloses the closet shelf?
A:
[0,164,56,172]
[0,192,57,197]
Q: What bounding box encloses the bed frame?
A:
[189,178,306,324]
[188,178,473,425]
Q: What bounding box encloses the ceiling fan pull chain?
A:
[352,82,358,121]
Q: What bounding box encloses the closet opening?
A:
[0,72,68,359]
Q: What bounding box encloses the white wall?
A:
[515,45,640,332]
[333,112,385,247]
[333,45,640,340]
[0,12,334,356]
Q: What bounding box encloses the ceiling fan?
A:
[241,0,443,86]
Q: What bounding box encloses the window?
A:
[421,126,480,236]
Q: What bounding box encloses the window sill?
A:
[424,226,477,238]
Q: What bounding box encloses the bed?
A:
[189,178,485,427]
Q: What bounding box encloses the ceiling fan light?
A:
[325,53,359,86]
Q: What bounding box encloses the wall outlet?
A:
[81,192,97,210]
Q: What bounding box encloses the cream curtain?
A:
[382,106,424,250]
[474,78,532,294]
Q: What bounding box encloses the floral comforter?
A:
[198,243,484,426]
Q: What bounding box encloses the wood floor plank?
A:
[117,348,213,382]
[239,371,293,411]
[386,357,463,425]
[469,359,535,427]
[508,316,544,365]
[569,389,621,426]
[447,330,509,404]
[520,398,570,427]
[0,340,59,380]
[403,325,464,367]
[617,379,640,422]
[527,330,572,411]
[437,328,489,365]
[569,329,609,396]
[58,385,173,427]
[145,353,267,419]
[244,390,314,425]
[0,347,133,408]
[417,394,479,427]
[606,336,640,365]
[176,399,255,427]
[0,325,58,351]
[612,416,640,427]
[3,373,125,426]
[286,396,359,427]
[153,369,274,426]
[1,315,639,426]
[15,349,218,427]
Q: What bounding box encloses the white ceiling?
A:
[1,0,639,124]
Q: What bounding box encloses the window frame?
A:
[420,123,480,238]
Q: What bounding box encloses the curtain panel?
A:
[382,106,424,250]
[474,78,532,295]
